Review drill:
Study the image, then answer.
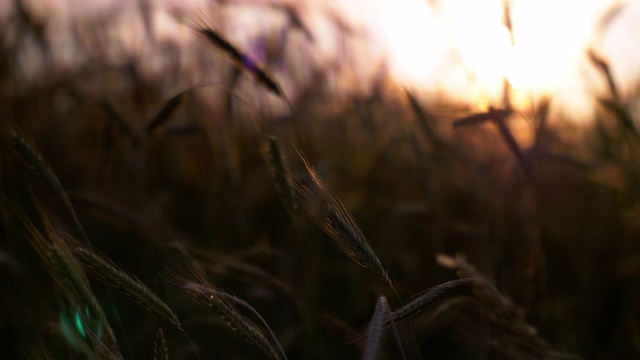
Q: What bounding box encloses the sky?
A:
[366,0,639,122]
[2,0,639,124]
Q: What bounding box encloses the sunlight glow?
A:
[371,0,619,119]
[371,0,442,84]
[445,0,511,88]
[507,1,600,91]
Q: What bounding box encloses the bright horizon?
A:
[369,0,637,122]
[2,0,639,124]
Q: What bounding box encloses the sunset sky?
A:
[367,0,639,121]
[2,0,639,123]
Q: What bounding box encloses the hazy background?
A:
[3,0,640,124]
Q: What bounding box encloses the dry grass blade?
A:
[587,51,640,141]
[502,0,515,45]
[493,116,527,172]
[454,106,528,175]
[290,151,392,287]
[388,278,474,325]
[183,282,282,360]
[0,112,90,245]
[63,235,182,331]
[406,90,435,134]
[194,25,285,100]
[518,98,551,174]
[264,136,297,219]
[9,201,121,359]
[153,327,169,360]
[533,99,550,148]
[453,107,513,129]
[598,98,640,142]
[405,89,447,150]
[101,99,143,146]
[588,49,618,98]
[145,90,189,135]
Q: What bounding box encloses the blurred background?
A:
[1,0,640,359]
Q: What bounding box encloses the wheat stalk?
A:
[145,90,189,136]
[100,99,144,146]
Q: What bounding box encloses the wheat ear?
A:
[387,278,474,325]
[183,281,282,360]
[174,8,286,102]
[11,201,122,359]
[62,234,182,330]
[153,327,169,360]
[289,151,392,287]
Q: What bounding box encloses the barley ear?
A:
[216,290,288,360]
[177,9,287,103]
[10,201,122,359]
[290,150,392,287]
[100,99,143,146]
[146,90,189,135]
[183,282,281,360]
[153,327,169,360]
[387,278,474,325]
[63,234,182,330]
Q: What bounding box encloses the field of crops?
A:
[1,1,639,359]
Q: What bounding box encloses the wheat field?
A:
[1,1,639,359]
